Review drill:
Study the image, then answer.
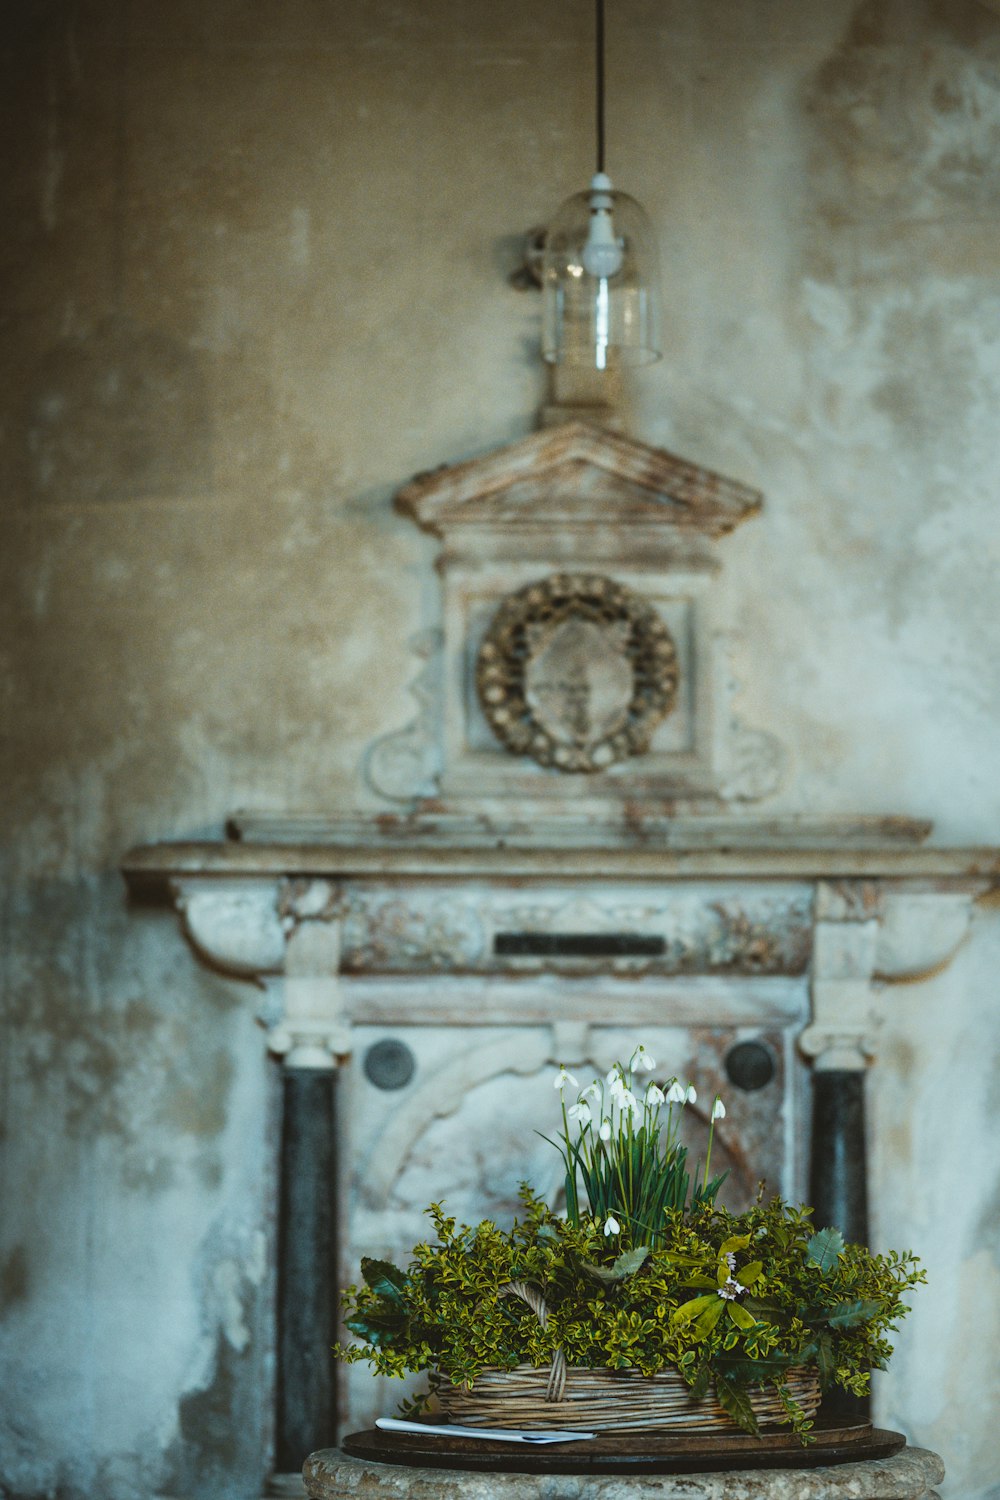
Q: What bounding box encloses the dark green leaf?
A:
[360,1258,407,1304]
[714,1372,760,1436]
[716,1355,795,1383]
[805,1227,845,1275]
[825,1298,883,1329]
[815,1333,836,1387]
[345,1311,405,1348]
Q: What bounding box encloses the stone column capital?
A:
[267,917,350,1070]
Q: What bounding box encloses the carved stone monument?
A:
[120,419,989,1492]
[368,421,785,809]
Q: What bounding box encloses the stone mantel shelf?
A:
[122,819,1000,895]
[122,813,999,1074]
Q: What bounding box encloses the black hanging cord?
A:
[595,0,606,174]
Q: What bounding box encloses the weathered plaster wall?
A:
[1,3,999,1499]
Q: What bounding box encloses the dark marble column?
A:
[809,1069,869,1247]
[275,1067,339,1474]
[809,1068,870,1424]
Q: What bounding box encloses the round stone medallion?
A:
[476,573,679,773]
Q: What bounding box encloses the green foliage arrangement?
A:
[338,1050,924,1440]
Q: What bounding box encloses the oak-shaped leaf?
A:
[580,1246,651,1284]
[825,1299,883,1329]
[714,1371,760,1436]
[805,1227,845,1275]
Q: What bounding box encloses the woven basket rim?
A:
[434,1360,818,1381]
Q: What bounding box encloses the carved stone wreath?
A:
[476,573,679,773]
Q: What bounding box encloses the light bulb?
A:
[580,172,624,279]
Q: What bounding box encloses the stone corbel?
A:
[172,878,288,978]
[171,876,350,1069]
[874,891,975,983]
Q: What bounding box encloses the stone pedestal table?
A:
[303,1444,945,1500]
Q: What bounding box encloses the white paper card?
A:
[375,1417,596,1444]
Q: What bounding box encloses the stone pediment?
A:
[397,422,761,540]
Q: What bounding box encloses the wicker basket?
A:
[434,1280,822,1434]
[436,1361,822,1433]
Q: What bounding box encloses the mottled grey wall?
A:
[1,3,999,1499]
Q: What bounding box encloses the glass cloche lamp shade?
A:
[541,172,662,368]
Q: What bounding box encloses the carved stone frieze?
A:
[340,890,486,971]
[338,882,814,975]
[476,573,679,772]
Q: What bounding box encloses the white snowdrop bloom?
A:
[567,1102,591,1124]
[645,1082,665,1106]
[712,1097,727,1121]
[604,1215,621,1236]
[666,1080,687,1105]
[685,1084,698,1104]
[554,1066,579,1091]
[599,1118,613,1141]
[580,1081,602,1103]
[630,1044,656,1073]
[618,1087,639,1114]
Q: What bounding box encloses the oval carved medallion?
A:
[476,573,679,772]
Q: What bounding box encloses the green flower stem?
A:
[703,1118,715,1197]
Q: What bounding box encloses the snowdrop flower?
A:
[580,1081,602,1104]
[645,1082,665,1106]
[630,1044,656,1073]
[604,1215,621,1236]
[567,1102,592,1124]
[554,1066,578,1091]
[618,1087,639,1115]
[666,1080,687,1105]
[685,1084,698,1104]
[599,1118,612,1141]
[608,1075,630,1107]
[712,1097,727,1121]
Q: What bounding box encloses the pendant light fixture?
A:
[541,0,663,369]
